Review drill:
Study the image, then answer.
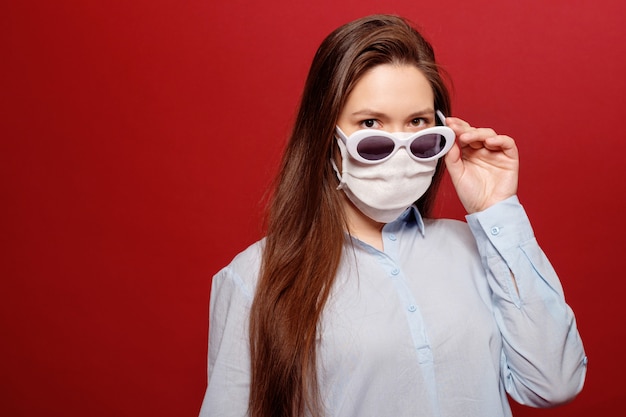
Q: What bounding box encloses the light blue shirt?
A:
[199,196,587,417]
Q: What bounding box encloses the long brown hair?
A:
[248,14,451,417]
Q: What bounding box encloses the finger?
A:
[444,142,464,179]
[444,117,472,136]
[445,140,461,163]
[483,135,519,157]
[461,134,519,159]
[458,128,498,144]
[444,116,470,126]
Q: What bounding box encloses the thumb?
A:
[444,142,463,182]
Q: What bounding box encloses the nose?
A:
[386,123,407,134]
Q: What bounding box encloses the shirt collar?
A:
[385,205,426,237]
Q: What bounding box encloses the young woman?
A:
[199,14,587,417]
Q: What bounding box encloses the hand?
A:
[443,117,519,214]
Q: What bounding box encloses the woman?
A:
[199,14,587,417]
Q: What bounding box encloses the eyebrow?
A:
[350,108,435,119]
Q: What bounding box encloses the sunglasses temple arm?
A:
[436,110,447,126]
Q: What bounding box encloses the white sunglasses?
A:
[335,110,455,164]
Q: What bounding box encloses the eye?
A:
[411,118,428,127]
[360,119,380,129]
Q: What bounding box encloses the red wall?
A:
[2,0,625,415]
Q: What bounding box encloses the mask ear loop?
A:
[330,134,347,190]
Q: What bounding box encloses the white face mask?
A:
[332,133,438,223]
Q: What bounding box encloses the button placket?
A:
[383,260,433,366]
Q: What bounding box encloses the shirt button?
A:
[391,268,400,276]
[388,234,397,241]
[490,226,500,236]
[417,346,432,363]
[408,304,417,312]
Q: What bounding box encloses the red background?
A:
[2,0,625,416]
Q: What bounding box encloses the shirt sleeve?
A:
[465,195,587,407]
[198,265,253,417]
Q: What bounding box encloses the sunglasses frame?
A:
[335,110,456,164]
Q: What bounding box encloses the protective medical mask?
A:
[332,111,455,223]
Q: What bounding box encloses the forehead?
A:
[343,64,434,112]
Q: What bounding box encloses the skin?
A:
[336,63,519,250]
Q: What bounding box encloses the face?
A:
[337,64,435,136]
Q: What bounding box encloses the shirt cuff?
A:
[465,195,535,258]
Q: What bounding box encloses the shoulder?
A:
[422,218,479,253]
[423,217,473,239]
[212,239,265,301]
[225,238,265,279]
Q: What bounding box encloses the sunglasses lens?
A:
[410,134,447,159]
[356,136,395,161]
